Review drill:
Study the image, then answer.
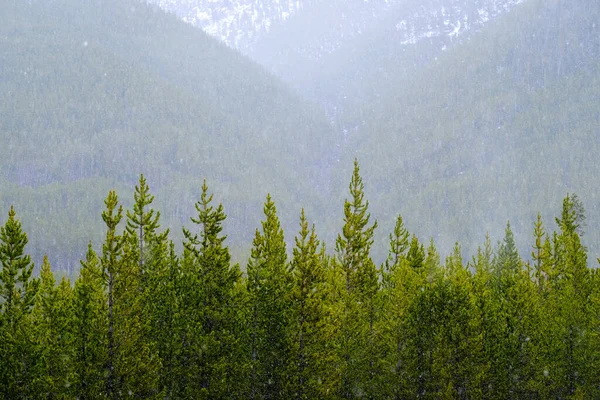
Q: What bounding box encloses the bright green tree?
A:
[379,216,424,399]
[246,194,293,399]
[288,209,332,399]
[0,206,39,398]
[334,159,380,399]
[546,194,593,397]
[31,256,75,398]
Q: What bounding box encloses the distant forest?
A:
[2,162,599,399]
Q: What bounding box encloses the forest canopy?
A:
[1,164,599,398]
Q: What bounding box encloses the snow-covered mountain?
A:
[394,0,525,47]
[146,0,526,56]
[145,0,304,50]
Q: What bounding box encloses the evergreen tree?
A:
[334,159,379,399]
[531,213,552,294]
[100,190,124,399]
[384,215,410,274]
[289,209,331,399]
[246,194,292,399]
[488,223,542,398]
[72,244,107,399]
[126,174,164,276]
[0,206,39,398]
[179,180,241,398]
[31,256,75,398]
[379,217,424,399]
[150,241,180,398]
[123,174,165,397]
[546,194,593,397]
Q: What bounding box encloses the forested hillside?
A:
[338,0,600,258]
[2,167,600,398]
[0,0,335,271]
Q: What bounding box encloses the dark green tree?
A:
[100,190,123,399]
[72,244,108,399]
[179,180,241,398]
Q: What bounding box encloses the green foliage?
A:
[72,244,107,399]
[289,210,333,399]
[333,160,381,399]
[31,256,75,398]
[176,180,241,398]
[2,166,600,398]
[246,194,293,399]
[0,206,39,397]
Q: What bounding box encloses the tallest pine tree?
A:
[334,159,379,399]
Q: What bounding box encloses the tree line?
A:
[1,161,599,399]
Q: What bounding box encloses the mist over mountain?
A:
[148,0,599,259]
[0,0,336,271]
[1,0,599,269]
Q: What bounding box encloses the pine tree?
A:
[179,180,241,398]
[384,215,410,275]
[531,213,552,294]
[547,194,592,397]
[100,190,123,399]
[126,174,164,277]
[31,256,75,398]
[150,241,179,398]
[72,244,107,399]
[334,159,379,399]
[487,223,543,398]
[123,174,165,397]
[379,217,424,399]
[246,194,292,399]
[289,209,330,399]
[0,206,39,398]
[495,221,521,277]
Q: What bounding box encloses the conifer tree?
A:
[72,244,107,399]
[531,213,552,293]
[118,235,161,397]
[469,234,497,397]
[126,174,164,276]
[379,217,424,399]
[383,215,410,275]
[179,180,241,398]
[488,223,542,398]
[150,241,179,398]
[31,256,75,398]
[124,174,165,397]
[334,159,379,399]
[0,206,39,398]
[100,190,123,399]
[289,209,330,399]
[246,194,292,399]
[547,194,592,397]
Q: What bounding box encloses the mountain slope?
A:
[247,0,528,112]
[0,0,335,271]
[347,0,600,257]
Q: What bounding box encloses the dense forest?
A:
[2,164,599,399]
